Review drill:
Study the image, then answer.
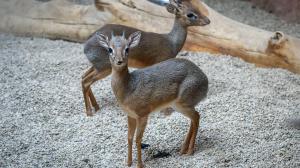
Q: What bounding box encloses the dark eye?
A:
[187,13,197,19]
[108,48,113,54]
[125,48,129,54]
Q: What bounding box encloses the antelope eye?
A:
[125,48,129,54]
[187,13,197,19]
[108,48,113,54]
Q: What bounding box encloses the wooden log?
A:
[0,0,299,73]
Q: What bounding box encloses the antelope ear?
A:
[95,32,109,49]
[166,3,179,14]
[128,31,141,48]
[170,0,182,5]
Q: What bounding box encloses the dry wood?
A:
[0,0,299,73]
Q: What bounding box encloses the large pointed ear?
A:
[95,32,109,49]
[128,31,141,48]
[170,0,182,5]
[166,3,178,14]
[166,0,182,15]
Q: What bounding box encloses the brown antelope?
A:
[96,31,208,168]
[82,0,210,116]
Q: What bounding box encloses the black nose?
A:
[206,18,211,25]
[117,61,122,65]
[204,17,210,25]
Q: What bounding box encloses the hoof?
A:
[186,149,194,155]
[86,110,93,117]
[136,164,143,168]
[179,145,188,155]
[94,104,100,112]
[127,161,132,167]
[179,149,187,155]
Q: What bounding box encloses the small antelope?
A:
[96,31,208,168]
[82,0,210,116]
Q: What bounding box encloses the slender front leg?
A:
[81,67,111,116]
[127,116,136,167]
[135,116,148,168]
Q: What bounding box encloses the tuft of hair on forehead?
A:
[111,36,126,48]
[172,0,192,3]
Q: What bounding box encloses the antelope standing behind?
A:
[82,0,210,116]
[96,31,208,168]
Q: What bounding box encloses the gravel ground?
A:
[1,0,300,168]
[203,0,300,38]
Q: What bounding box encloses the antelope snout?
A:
[200,16,210,26]
[115,57,124,65]
[117,61,123,65]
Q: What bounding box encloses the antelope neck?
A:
[111,65,130,101]
[112,64,130,82]
[167,17,188,55]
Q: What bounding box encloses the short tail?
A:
[160,107,175,116]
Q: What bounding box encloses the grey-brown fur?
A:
[82,0,210,116]
[84,0,210,70]
[112,58,208,116]
[97,31,208,167]
[84,15,210,70]
[84,19,187,70]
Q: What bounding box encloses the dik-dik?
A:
[82,0,210,116]
[96,31,208,168]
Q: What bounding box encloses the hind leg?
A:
[175,78,205,154]
[175,103,200,155]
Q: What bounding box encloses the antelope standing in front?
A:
[82,0,210,116]
[96,31,208,168]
